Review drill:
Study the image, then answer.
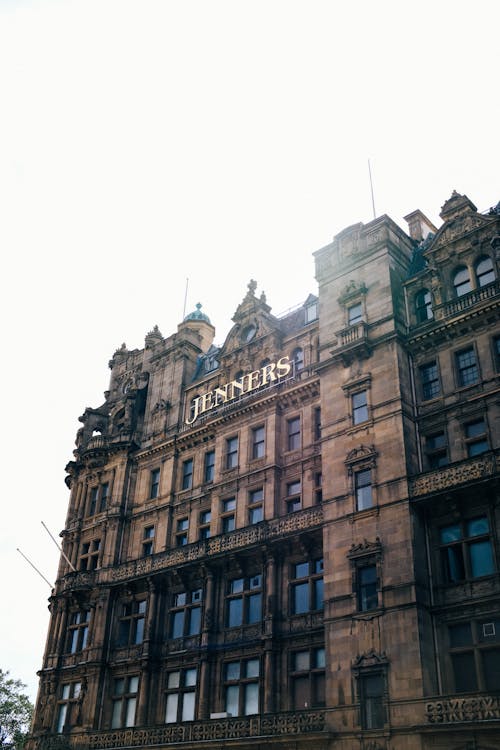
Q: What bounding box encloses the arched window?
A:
[475,256,495,288]
[453,267,471,297]
[292,348,304,372]
[415,289,433,323]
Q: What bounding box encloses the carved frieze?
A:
[409,455,496,498]
[426,695,500,723]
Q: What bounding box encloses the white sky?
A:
[0,0,498,702]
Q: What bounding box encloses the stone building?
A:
[28,192,500,750]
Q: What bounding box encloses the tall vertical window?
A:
[99,483,109,512]
[286,480,301,513]
[453,266,471,297]
[348,303,362,325]
[448,618,500,693]
[88,487,99,516]
[199,510,211,540]
[456,347,479,386]
[355,469,372,511]
[111,676,139,729]
[291,559,323,614]
[227,575,262,627]
[287,417,301,451]
[248,488,263,524]
[415,289,433,322]
[359,674,385,729]
[314,472,323,504]
[142,526,155,556]
[204,450,215,482]
[222,498,236,532]
[56,682,82,733]
[352,390,368,424]
[66,610,90,654]
[251,426,265,459]
[182,459,193,490]
[292,347,304,373]
[291,647,325,709]
[440,516,494,583]
[420,361,440,400]
[425,431,449,469]
[170,590,203,639]
[150,468,160,499]
[117,601,146,647]
[165,668,197,723]
[225,658,260,716]
[226,437,238,469]
[176,518,189,546]
[305,300,318,323]
[79,539,100,571]
[475,256,495,287]
[465,418,489,456]
[493,336,500,372]
[314,407,321,441]
[357,565,378,611]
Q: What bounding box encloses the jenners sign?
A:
[186,356,292,425]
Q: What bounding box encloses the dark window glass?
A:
[117,601,146,647]
[292,348,304,372]
[204,450,215,482]
[286,480,301,513]
[358,565,378,611]
[355,469,372,511]
[182,459,193,490]
[169,590,202,639]
[224,659,260,717]
[287,417,301,451]
[415,289,433,322]
[425,431,449,469]
[291,560,323,614]
[440,516,494,583]
[111,676,139,729]
[454,266,471,297]
[465,419,488,457]
[348,303,362,325]
[314,407,321,441]
[227,576,262,627]
[456,347,478,387]
[476,256,495,287]
[165,668,197,723]
[226,437,238,469]
[352,390,368,424]
[150,469,160,499]
[360,674,384,729]
[420,361,440,400]
[252,426,265,459]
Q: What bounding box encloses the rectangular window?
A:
[150,468,160,499]
[227,575,262,627]
[248,488,263,524]
[355,469,372,511]
[224,658,260,717]
[176,518,189,546]
[182,459,193,490]
[494,335,500,372]
[169,589,203,639]
[352,390,368,424]
[420,361,440,400]
[348,302,362,325]
[56,682,82,733]
[66,610,90,654]
[465,418,489,457]
[449,619,500,693]
[222,497,236,533]
[440,516,494,583]
[425,431,449,469]
[165,668,197,723]
[204,450,215,483]
[199,510,211,540]
[142,526,155,556]
[287,417,301,451]
[88,487,98,516]
[291,559,323,615]
[226,437,238,470]
[357,564,378,611]
[79,539,100,571]
[314,472,323,504]
[99,482,109,513]
[291,647,325,709]
[314,407,321,441]
[359,674,385,729]
[305,301,318,323]
[251,426,265,459]
[117,601,147,647]
[111,676,139,729]
[286,480,301,513]
[456,347,479,387]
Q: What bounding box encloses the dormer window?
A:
[305,301,318,323]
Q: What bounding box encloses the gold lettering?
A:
[261,362,276,384]
[185,396,202,425]
[276,356,291,378]
[213,385,229,406]
[244,370,261,392]
[200,391,214,414]
[229,378,246,399]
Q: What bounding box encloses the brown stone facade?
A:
[27,193,500,750]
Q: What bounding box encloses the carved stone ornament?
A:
[338,280,368,305]
[352,648,388,669]
[347,537,382,559]
[345,444,377,466]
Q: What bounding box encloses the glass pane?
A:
[250,575,262,589]
[57,704,68,733]
[125,697,136,727]
[294,651,310,671]
[226,662,240,681]
[440,524,462,543]
[469,540,494,577]
[313,673,325,707]
[483,648,500,691]
[314,578,324,610]
[225,685,239,716]
[293,582,309,614]
[111,700,122,729]
[293,676,309,709]
[248,593,262,623]
[246,659,260,678]
[315,648,326,668]
[182,690,196,722]
[244,682,259,715]
[357,485,372,511]
[443,546,465,582]
[230,578,244,593]
[171,611,185,639]
[449,623,473,647]
[81,625,88,650]
[167,672,180,689]
[467,517,489,537]
[114,678,125,696]
[294,562,309,578]
[228,598,243,627]
[250,506,263,523]
[129,676,139,693]
[451,652,477,692]
[134,617,144,644]
[73,683,82,698]
[165,693,178,723]
[188,606,201,635]
[185,668,197,687]
[70,630,79,654]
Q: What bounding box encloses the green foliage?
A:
[0,670,33,749]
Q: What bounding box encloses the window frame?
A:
[79,538,101,571]
[420,361,441,401]
[248,488,263,524]
[439,515,495,584]
[251,425,265,460]
[181,458,194,491]
[455,346,479,387]
[475,255,496,288]
[116,600,147,647]
[352,389,369,425]
[221,497,236,533]
[111,675,139,729]
[204,450,215,483]
[290,558,324,615]
[424,430,449,469]
[150,468,160,500]
[224,657,261,717]
[290,646,326,709]
[226,436,239,470]
[447,617,500,694]
[142,525,155,556]
[165,667,198,723]
[286,479,302,513]
[56,681,82,733]
[169,589,203,639]
[287,416,301,452]
[464,417,489,457]
[415,288,433,323]
[66,610,90,654]
[453,266,472,297]
[226,574,262,628]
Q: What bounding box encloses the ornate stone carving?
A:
[425,695,500,723]
[409,455,495,497]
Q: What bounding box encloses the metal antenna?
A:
[17,548,53,588]
[41,520,76,571]
[368,159,376,219]
[182,277,189,319]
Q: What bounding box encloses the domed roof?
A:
[184,303,211,324]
